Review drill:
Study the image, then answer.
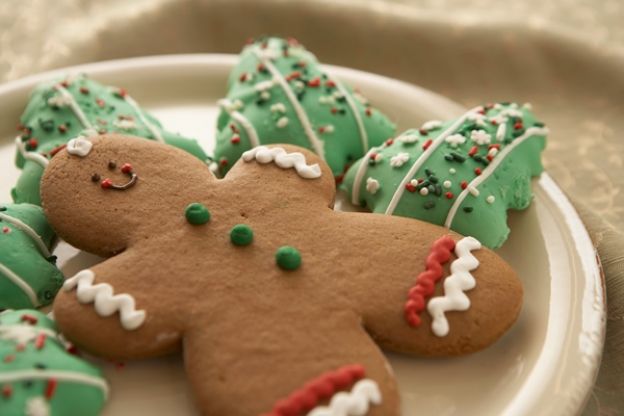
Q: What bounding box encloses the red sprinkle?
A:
[21,314,38,325]
[419,128,428,135]
[263,364,366,416]
[490,119,498,126]
[49,144,67,157]
[66,344,80,356]
[474,167,482,175]
[404,236,456,327]
[405,183,417,193]
[45,379,58,400]
[2,385,11,398]
[488,144,501,150]
[257,63,266,72]
[486,154,494,162]
[15,344,25,352]
[286,71,301,81]
[96,98,106,108]
[318,126,326,134]
[307,77,321,88]
[422,139,432,150]
[57,124,68,133]
[219,158,229,167]
[230,124,239,134]
[79,87,89,94]
[121,163,133,174]
[385,138,394,146]
[365,108,372,117]
[3,355,15,363]
[60,80,70,88]
[35,333,46,350]
[100,178,113,189]
[2,227,9,234]
[230,135,241,144]
[330,107,338,114]
[468,146,478,157]
[514,121,523,130]
[325,80,336,88]
[461,180,468,189]
[239,72,248,82]
[116,88,128,98]
[446,192,454,199]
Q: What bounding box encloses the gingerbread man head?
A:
[42,135,522,416]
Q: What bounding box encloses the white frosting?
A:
[0,262,39,307]
[389,152,410,168]
[120,93,164,143]
[444,126,549,228]
[0,325,57,345]
[66,137,93,157]
[63,269,146,331]
[15,136,49,168]
[307,379,382,416]
[334,78,369,154]
[0,211,50,257]
[242,146,322,179]
[0,369,109,399]
[385,107,483,215]
[252,48,325,159]
[218,99,260,148]
[366,177,380,194]
[350,148,377,205]
[26,397,49,416]
[427,236,482,337]
[53,84,93,130]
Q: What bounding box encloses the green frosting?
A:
[0,204,63,309]
[0,310,107,416]
[185,203,211,225]
[341,102,547,249]
[13,74,208,205]
[214,37,396,177]
[275,246,302,271]
[230,224,254,246]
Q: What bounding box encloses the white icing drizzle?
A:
[15,136,49,168]
[0,369,109,399]
[307,379,382,416]
[252,48,325,159]
[444,126,549,228]
[26,397,49,416]
[53,84,93,130]
[120,93,164,143]
[0,325,57,345]
[0,211,51,257]
[66,137,93,157]
[0,262,39,307]
[63,269,146,331]
[427,237,482,337]
[385,107,483,215]
[242,146,321,179]
[218,99,260,148]
[350,148,377,205]
[334,79,369,153]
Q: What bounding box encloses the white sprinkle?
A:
[488,147,499,157]
[366,177,380,194]
[468,186,480,197]
[445,133,466,147]
[293,80,305,92]
[410,179,419,186]
[420,187,429,196]
[26,396,49,416]
[399,134,419,144]
[449,168,457,174]
[255,80,275,91]
[319,125,335,134]
[390,152,410,168]
[467,112,487,127]
[276,117,289,128]
[486,195,496,204]
[443,180,452,189]
[421,120,442,131]
[470,129,492,145]
[47,94,73,107]
[318,95,335,105]
[260,91,271,101]
[522,102,533,110]
[270,103,287,114]
[113,118,136,130]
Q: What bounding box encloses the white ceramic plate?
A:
[0,55,605,416]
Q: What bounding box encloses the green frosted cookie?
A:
[342,102,547,249]
[214,37,396,178]
[0,310,108,416]
[0,204,63,309]
[13,74,208,205]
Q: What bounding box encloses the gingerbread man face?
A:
[41,135,522,416]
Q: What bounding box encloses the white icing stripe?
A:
[307,379,382,416]
[63,270,146,331]
[0,262,39,307]
[427,237,482,337]
[53,84,93,130]
[15,136,49,168]
[0,370,109,399]
[443,126,549,228]
[334,79,369,153]
[218,99,260,148]
[242,146,322,179]
[384,107,483,215]
[252,48,325,159]
[0,325,57,345]
[122,94,164,143]
[0,212,51,258]
[350,148,377,205]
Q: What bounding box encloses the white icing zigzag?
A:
[63,269,146,331]
[427,236,482,337]
[242,146,322,179]
[307,379,382,416]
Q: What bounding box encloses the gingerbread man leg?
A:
[183,307,398,416]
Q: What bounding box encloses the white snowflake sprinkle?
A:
[445,133,466,147]
[270,103,287,114]
[501,108,523,118]
[398,134,419,144]
[421,120,442,131]
[470,129,492,145]
[47,94,73,107]
[467,112,488,127]
[390,152,410,168]
[276,117,289,128]
[366,177,380,194]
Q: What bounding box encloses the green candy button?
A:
[185,203,211,225]
[230,224,254,246]
[275,246,302,271]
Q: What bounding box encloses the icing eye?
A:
[108,160,117,170]
[91,173,101,182]
[66,137,93,157]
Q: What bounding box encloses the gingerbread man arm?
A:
[183,306,399,416]
[325,211,523,356]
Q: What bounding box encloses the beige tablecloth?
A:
[1,0,622,413]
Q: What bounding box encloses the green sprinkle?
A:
[444,154,454,161]
[424,201,436,210]
[185,203,211,225]
[428,175,439,184]
[38,118,55,132]
[434,185,442,196]
[513,128,525,137]
[451,152,466,162]
[463,207,474,213]
[275,246,302,271]
[424,168,433,177]
[230,224,254,246]
[534,121,545,127]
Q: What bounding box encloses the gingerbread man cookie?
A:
[41,135,522,415]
